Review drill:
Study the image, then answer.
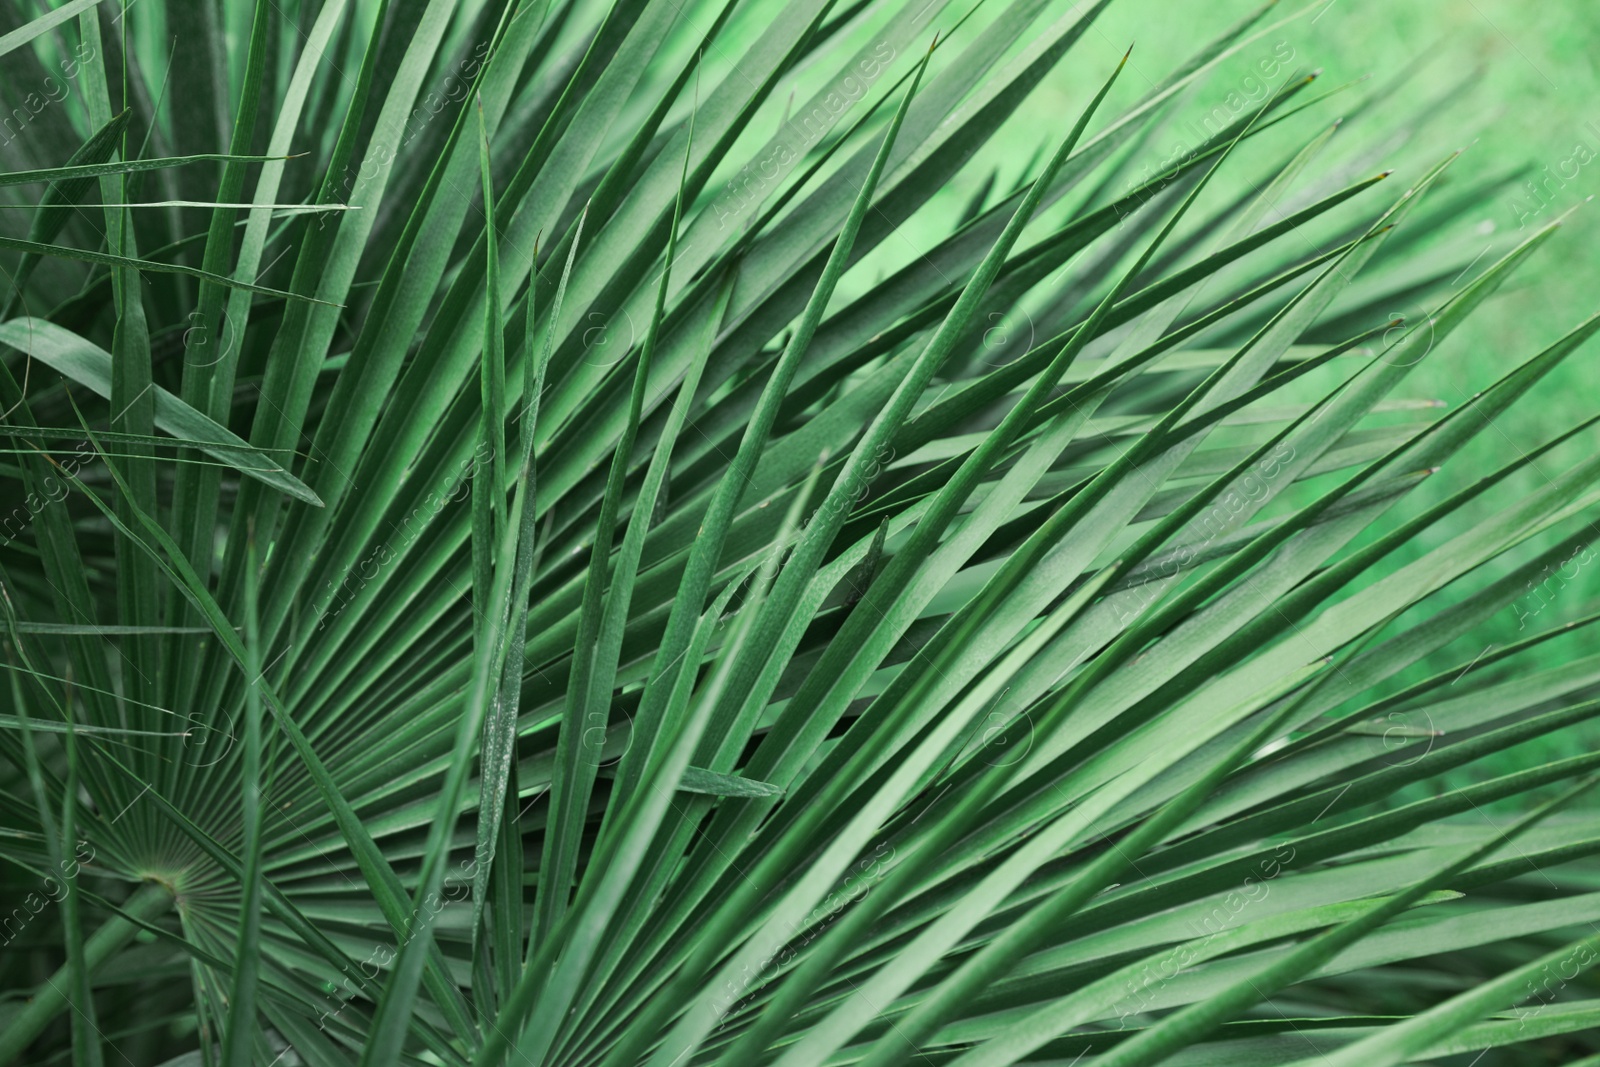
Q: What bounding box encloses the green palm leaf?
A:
[1,1,1598,1066]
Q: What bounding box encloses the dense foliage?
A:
[1,0,1599,1064]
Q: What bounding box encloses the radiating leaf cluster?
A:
[0,0,1598,1065]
